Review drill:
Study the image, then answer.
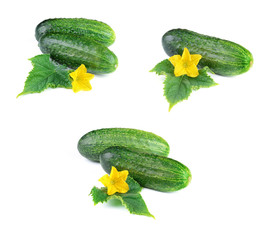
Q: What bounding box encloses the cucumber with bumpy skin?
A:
[162,29,253,76]
[38,33,118,74]
[100,147,191,192]
[77,128,170,162]
[35,18,116,47]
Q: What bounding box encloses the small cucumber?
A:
[38,33,118,74]
[162,29,253,76]
[77,128,170,162]
[35,18,116,47]
[100,147,191,192]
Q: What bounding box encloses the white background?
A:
[1,0,270,239]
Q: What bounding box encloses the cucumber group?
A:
[162,29,253,76]
[78,128,191,192]
[35,18,118,74]
[100,147,191,192]
[77,128,170,162]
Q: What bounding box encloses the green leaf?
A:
[163,74,192,111]
[188,67,218,90]
[201,66,215,74]
[90,187,108,205]
[90,177,154,218]
[17,54,72,97]
[125,176,142,193]
[162,67,218,110]
[150,59,174,76]
[109,193,154,218]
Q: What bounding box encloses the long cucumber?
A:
[162,29,253,76]
[100,147,191,192]
[77,128,170,162]
[38,33,118,74]
[35,18,115,47]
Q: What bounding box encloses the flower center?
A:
[110,180,115,185]
[183,62,188,68]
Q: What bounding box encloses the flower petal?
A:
[71,79,92,93]
[99,174,111,187]
[119,170,129,181]
[185,64,199,77]
[191,54,202,66]
[115,180,129,194]
[181,48,191,62]
[110,166,119,179]
[76,64,87,75]
[169,55,182,67]
[84,72,95,81]
[107,185,117,195]
[174,63,187,77]
[71,81,80,93]
[69,71,77,80]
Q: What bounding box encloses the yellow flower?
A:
[169,48,202,78]
[69,64,94,93]
[99,167,129,195]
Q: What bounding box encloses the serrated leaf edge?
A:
[108,193,155,218]
[17,54,71,98]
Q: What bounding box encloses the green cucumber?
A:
[38,33,118,74]
[35,18,115,47]
[162,29,253,76]
[100,147,191,192]
[77,128,170,162]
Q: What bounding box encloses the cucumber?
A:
[100,147,191,192]
[35,18,115,47]
[38,33,118,74]
[77,128,170,162]
[162,29,253,76]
